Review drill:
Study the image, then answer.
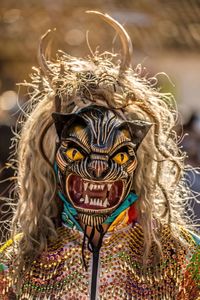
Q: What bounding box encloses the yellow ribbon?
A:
[108,208,129,232]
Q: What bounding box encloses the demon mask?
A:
[53,106,151,227]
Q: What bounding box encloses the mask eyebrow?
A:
[109,141,136,156]
[61,138,90,154]
[62,122,91,151]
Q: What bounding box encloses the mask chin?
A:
[78,213,109,227]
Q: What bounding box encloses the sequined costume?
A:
[0,222,199,299]
[0,11,200,300]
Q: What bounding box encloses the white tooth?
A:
[90,199,93,205]
[94,199,98,205]
[108,184,112,191]
[98,185,100,190]
[104,198,108,207]
[101,185,104,190]
[84,182,89,190]
[80,198,84,203]
[97,199,100,205]
[85,195,89,204]
[99,200,103,207]
[90,184,93,191]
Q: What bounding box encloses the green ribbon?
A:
[58,190,83,232]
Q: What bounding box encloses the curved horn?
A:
[86,11,133,74]
[38,29,55,78]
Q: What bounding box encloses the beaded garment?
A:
[0,222,199,300]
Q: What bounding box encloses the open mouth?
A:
[66,174,124,211]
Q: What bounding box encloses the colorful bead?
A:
[0,223,199,299]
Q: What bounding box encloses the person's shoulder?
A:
[0,234,22,299]
[0,233,23,274]
[157,223,199,264]
[160,223,199,247]
[159,224,200,298]
[0,233,22,262]
[177,228,200,299]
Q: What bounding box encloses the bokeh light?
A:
[0,90,18,111]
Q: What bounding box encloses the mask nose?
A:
[88,159,109,179]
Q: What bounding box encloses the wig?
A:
[0,11,196,283]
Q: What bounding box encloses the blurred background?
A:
[0,0,200,230]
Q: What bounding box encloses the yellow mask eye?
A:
[65,148,84,161]
[112,152,129,165]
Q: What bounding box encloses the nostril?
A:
[88,160,109,178]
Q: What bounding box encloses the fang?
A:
[108,184,112,191]
[84,182,89,191]
[85,195,89,204]
[103,198,108,207]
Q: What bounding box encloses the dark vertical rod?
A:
[90,250,99,300]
